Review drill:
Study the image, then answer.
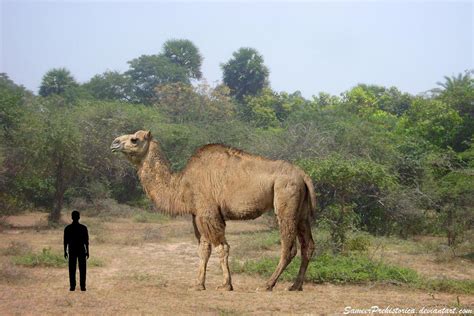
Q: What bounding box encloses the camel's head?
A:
[110,130,152,165]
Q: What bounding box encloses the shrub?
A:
[13,247,104,268]
[422,278,474,294]
[13,247,66,267]
[346,234,372,252]
[233,253,474,294]
[233,253,419,285]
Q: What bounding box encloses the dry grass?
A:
[1,211,473,315]
[0,261,26,283]
[124,271,169,288]
[2,241,32,256]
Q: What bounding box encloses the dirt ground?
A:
[0,212,472,315]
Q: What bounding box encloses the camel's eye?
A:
[131,138,138,144]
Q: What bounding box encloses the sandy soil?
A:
[0,212,472,315]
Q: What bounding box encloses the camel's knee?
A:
[281,241,297,261]
[308,240,315,255]
[290,242,297,259]
[198,239,211,259]
[304,239,315,259]
[216,243,230,258]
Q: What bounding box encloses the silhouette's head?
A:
[71,210,80,222]
[110,130,153,165]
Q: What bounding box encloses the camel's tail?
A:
[303,174,317,221]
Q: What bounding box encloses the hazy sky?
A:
[1,1,472,97]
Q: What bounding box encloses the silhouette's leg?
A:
[69,254,77,290]
[191,238,211,291]
[288,219,315,291]
[216,240,233,291]
[79,255,87,290]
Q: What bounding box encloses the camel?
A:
[110,130,316,291]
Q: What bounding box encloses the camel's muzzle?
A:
[110,139,122,152]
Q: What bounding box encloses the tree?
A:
[299,156,397,251]
[163,39,203,80]
[422,149,474,246]
[126,55,189,104]
[398,98,462,149]
[239,89,308,128]
[434,70,473,118]
[312,92,341,108]
[0,74,32,214]
[221,48,269,101]
[10,97,85,222]
[0,74,31,135]
[83,71,135,102]
[39,68,78,97]
[154,82,235,123]
[343,84,412,116]
[433,70,474,151]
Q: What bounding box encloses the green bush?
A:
[346,234,372,252]
[234,253,419,284]
[13,248,66,267]
[422,278,474,294]
[233,253,473,294]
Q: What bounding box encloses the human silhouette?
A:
[64,210,89,291]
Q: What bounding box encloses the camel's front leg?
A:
[192,215,201,243]
[216,241,233,291]
[191,238,211,291]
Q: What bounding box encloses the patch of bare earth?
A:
[0,212,472,315]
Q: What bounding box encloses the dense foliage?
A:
[0,41,472,251]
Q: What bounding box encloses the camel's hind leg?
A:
[288,219,315,291]
[263,230,297,291]
[263,182,301,291]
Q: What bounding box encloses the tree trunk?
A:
[49,158,65,223]
[446,207,454,246]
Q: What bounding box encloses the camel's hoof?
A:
[216,284,234,291]
[286,285,303,291]
[189,284,206,291]
[256,286,273,292]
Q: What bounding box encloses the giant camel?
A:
[110,130,316,291]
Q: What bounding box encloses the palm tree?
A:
[39,68,78,97]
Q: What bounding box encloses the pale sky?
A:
[1,1,473,97]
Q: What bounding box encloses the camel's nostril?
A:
[111,139,122,151]
[112,139,121,146]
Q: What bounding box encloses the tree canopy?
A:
[39,68,78,97]
[221,47,269,101]
[163,39,203,80]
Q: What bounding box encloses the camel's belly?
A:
[221,207,270,221]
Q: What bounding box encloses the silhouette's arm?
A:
[63,228,68,259]
[84,227,89,259]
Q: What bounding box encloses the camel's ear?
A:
[145,130,152,140]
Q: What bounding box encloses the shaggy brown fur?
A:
[111,130,316,291]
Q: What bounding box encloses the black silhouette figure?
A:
[64,210,89,291]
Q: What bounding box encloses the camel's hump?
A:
[193,143,246,158]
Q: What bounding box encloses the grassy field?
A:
[0,211,473,315]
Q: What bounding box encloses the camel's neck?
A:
[137,141,189,216]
